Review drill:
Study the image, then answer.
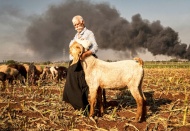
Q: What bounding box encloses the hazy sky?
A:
[0,0,189,62]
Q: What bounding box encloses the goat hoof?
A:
[134,117,141,123]
[134,117,146,123]
[89,117,96,124]
[140,117,146,123]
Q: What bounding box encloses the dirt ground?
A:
[0,68,190,131]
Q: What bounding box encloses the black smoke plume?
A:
[26,0,190,61]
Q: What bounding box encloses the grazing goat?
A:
[0,65,20,85]
[69,41,147,122]
[35,65,43,80]
[0,72,7,87]
[41,66,51,80]
[8,64,27,80]
[54,66,67,82]
[50,66,58,80]
[49,66,67,82]
[27,63,38,86]
[23,64,43,84]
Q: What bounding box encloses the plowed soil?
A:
[0,68,190,131]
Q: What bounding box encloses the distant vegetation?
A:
[144,61,190,68]
[1,59,189,69]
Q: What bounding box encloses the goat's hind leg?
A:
[130,86,146,122]
[103,89,107,107]
[96,87,104,116]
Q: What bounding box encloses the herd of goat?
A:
[0,63,67,87]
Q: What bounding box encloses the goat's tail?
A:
[133,57,144,66]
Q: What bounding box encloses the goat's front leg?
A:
[88,89,97,117]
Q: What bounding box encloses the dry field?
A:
[0,63,190,131]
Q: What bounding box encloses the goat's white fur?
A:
[70,41,146,122]
[75,38,91,51]
[50,66,58,79]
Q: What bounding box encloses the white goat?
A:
[50,66,58,80]
[69,41,147,122]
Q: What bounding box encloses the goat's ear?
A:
[70,56,79,66]
[70,41,81,66]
